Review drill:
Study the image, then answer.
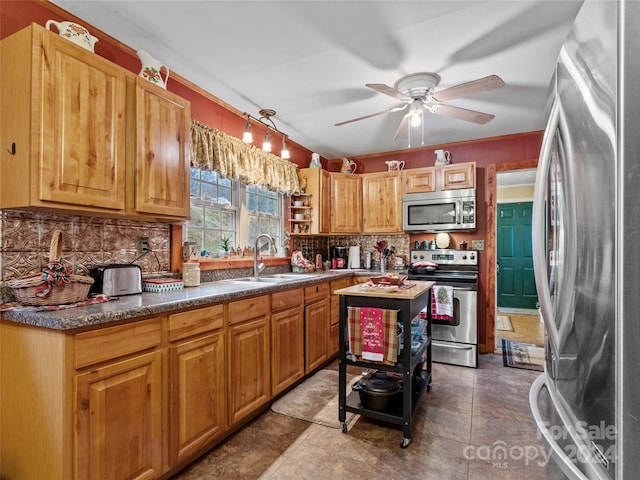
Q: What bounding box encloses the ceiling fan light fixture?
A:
[410,109,422,127]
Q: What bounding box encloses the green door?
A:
[497,202,538,309]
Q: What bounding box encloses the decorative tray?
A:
[368,274,407,286]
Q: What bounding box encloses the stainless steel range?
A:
[407,249,479,368]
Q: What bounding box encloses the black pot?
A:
[352,372,401,412]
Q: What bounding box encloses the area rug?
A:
[495,315,514,332]
[502,339,544,371]
[270,369,359,429]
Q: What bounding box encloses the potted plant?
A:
[220,236,232,257]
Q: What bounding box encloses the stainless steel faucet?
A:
[254,234,276,279]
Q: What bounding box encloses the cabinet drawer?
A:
[227,295,270,325]
[304,283,329,304]
[168,305,224,342]
[330,277,351,292]
[75,318,162,369]
[271,288,303,312]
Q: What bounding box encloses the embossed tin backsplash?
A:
[0,210,170,282]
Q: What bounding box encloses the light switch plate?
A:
[472,240,485,250]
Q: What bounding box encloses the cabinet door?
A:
[319,169,332,234]
[41,31,127,210]
[305,300,329,373]
[403,167,436,193]
[330,173,362,233]
[169,331,226,465]
[76,351,162,480]
[362,172,402,233]
[135,78,191,218]
[227,316,270,426]
[271,306,305,395]
[440,162,476,190]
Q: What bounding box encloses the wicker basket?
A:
[8,230,94,306]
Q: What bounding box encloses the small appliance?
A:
[330,246,347,269]
[89,264,142,296]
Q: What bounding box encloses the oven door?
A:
[431,286,477,344]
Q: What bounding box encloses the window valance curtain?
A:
[190,120,300,194]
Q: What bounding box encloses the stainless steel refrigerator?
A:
[529,0,640,479]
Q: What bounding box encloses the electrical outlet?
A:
[137,236,150,255]
[471,240,485,251]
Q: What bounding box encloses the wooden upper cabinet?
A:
[439,162,476,190]
[297,168,331,234]
[330,173,362,234]
[402,162,476,193]
[403,167,436,194]
[134,78,191,218]
[0,24,191,220]
[362,171,403,233]
[0,23,127,212]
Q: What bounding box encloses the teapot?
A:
[137,50,170,89]
[340,158,357,174]
[45,20,98,52]
[434,149,451,166]
[385,160,405,171]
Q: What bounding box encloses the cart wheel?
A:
[400,437,410,448]
[341,422,348,433]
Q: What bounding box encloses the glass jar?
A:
[182,262,200,287]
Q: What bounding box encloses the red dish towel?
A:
[347,306,398,365]
[431,286,454,320]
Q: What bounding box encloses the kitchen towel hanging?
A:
[346,306,398,365]
[348,246,360,269]
[432,285,454,319]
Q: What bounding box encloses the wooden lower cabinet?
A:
[0,279,341,480]
[304,284,330,373]
[227,309,271,426]
[271,289,305,395]
[168,331,226,465]
[76,350,163,480]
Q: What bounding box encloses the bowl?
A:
[294,213,305,220]
[368,274,407,285]
[293,201,304,206]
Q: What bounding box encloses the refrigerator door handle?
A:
[529,374,589,480]
[532,98,561,360]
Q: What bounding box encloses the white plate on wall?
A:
[435,233,450,249]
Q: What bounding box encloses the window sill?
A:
[193,256,292,271]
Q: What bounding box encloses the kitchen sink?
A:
[224,276,290,284]
[260,273,318,280]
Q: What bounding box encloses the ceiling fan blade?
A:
[366,83,412,101]
[430,104,495,124]
[431,75,505,102]
[334,103,407,126]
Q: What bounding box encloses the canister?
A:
[182,262,200,287]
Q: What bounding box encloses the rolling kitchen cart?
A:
[334,281,433,448]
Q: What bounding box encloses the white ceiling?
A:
[51,0,583,159]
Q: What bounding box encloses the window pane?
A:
[190,205,204,227]
[222,211,235,231]
[204,207,220,228]
[201,182,217,202]
[218,186,232,205]
[204,230,221,253]
[185,229,203,248]
[201,169,217,183]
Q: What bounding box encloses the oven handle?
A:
[432,340,474,350]
[452,286,475,292]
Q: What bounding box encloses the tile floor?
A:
[171,354,546,480]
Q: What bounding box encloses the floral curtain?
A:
[190,120,300,194]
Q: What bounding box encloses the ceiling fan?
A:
[335,72,505,140]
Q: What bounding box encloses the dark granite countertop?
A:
[0,271,354,331]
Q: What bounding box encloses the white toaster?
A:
[89,264,142,296]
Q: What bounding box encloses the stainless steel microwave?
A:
[402,188,476,232]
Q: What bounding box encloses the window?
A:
[185,167,283,255]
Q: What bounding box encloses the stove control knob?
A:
[462,255,467,260]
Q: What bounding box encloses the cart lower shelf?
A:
[340,371,431,447]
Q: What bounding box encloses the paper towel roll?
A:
[348,246,360,269]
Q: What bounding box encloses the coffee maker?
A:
[330,246,347,269]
